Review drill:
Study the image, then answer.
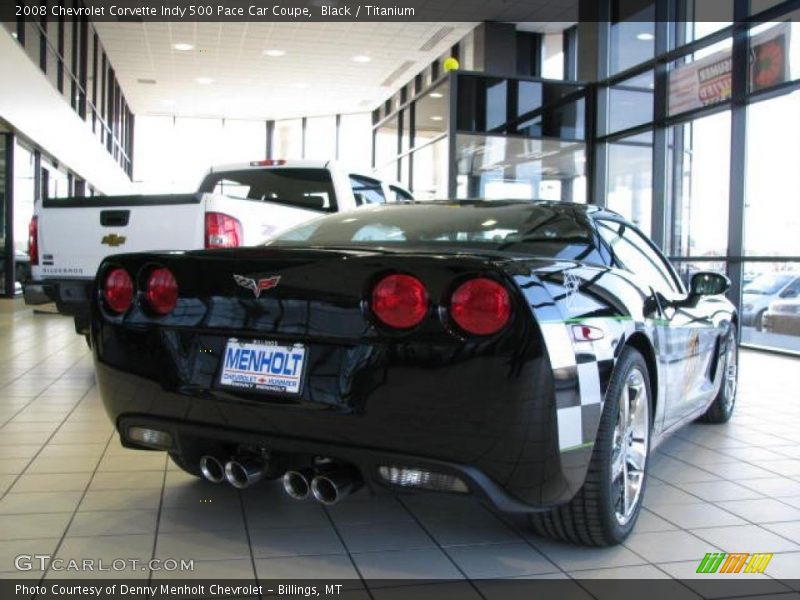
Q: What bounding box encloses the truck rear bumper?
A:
[24,279,93,332]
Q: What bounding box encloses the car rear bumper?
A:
[93,335,587,513]
[116,412,548,514]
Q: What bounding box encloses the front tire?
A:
[755,310,765,331]
[699,326,738,424]
[529,346,652,546]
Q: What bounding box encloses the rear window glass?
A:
[199,168,337,212]
[271,201,605,263]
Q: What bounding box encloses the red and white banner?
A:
[668,22,792,115]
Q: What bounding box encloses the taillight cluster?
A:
[205,212,242,249]
[102,266,179,316]
[28,216,39,265]
[370,274,511,336]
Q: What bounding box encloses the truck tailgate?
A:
[35,194,203,280]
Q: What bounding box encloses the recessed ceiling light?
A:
[172,42,194,51]
[195,77,214,85]
[636,32,655,41]
[351,55,372,63]
[430,92,444,98]
[263,49,286,57]
[430,115,443,121]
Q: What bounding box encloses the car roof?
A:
[374,199,621,218]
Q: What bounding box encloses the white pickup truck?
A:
[25,159,412,335]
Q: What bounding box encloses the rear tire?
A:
[529,346,652,546]
[699,326,738,424]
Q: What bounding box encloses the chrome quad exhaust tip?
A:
[224,456,267,489]
[310,466,363,506]
[199,455,226,484]
[282,469,315,500]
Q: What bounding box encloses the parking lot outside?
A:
[1,307,799,591]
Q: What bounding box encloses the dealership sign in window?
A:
[669,22,791,115]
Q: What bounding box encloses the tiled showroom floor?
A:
[1,307,800,592]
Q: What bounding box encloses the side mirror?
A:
[689,271,730,298]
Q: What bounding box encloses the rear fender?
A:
[508,261,643,497]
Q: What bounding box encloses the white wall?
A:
[0,31,132,195]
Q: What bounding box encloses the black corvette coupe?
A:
[91,200,738,546]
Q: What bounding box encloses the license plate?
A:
[219,339,307,395]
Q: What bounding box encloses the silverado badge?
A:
[233,274,281,298]
[101,234,127,247]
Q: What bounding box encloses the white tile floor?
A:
[2,308,800,587]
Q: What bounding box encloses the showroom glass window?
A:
[274,119,303,160]
[606,132,653,236]
[339,113,372,169]
[741,89,800,351]
[667,111,731,261]
[13,143,36,256]
[0,135,6,261]
[304,116,337,161]
[609,0,655,75]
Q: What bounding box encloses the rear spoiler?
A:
[42,193,202,209]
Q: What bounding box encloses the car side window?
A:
[596,220,678,295]
[350,175,386,206]
[780,278,800,298]
[389,185,413,203]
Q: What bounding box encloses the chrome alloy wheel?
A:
[722,332,738,410]
[610,367,649,526]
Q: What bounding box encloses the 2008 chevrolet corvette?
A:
[92,201,738,545]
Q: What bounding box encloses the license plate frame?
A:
[218,338,307,395]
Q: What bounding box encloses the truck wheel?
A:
[699,328,738,424]
[529,347,651,546]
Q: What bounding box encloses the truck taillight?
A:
[28,216,39,265]
[205,212,242,248]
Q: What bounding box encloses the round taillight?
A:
[145,267,179,315]
[371,274,429,329]
[450,278,511,336]
[103,268,134,314]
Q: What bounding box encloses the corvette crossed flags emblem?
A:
[232,274,281,298]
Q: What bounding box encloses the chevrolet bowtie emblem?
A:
[233,274,281,298]
[101,234,127,247]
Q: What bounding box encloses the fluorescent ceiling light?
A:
[263,49,286,57]
[351,55,372,63]
[430,92,444,98]
[195,77,214,85]
[172,42,194,51]
[636,32,655,41]
[430,115,443,121]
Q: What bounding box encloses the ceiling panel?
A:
[94,21,475,119]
